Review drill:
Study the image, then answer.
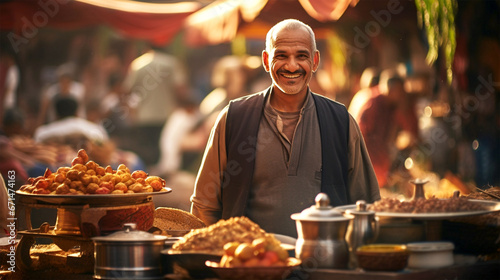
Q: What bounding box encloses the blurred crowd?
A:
[0,32,499,213]
[0,40,268,212]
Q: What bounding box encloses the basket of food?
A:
[162,217,300,279]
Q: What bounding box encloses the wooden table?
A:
[300,261,499,280]
[163,259,500,280]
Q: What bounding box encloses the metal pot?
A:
[291,193,352,269]
[345,200,379,268]
[92,223,167,280]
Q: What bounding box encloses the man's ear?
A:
[262,50,270,72]
[313,50,320,73]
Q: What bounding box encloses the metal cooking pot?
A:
[291,193,352,269]
[92,223,167,280]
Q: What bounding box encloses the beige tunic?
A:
[191,91,380,236]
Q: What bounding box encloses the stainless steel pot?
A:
[345,200,379,268]
[92,223,167,280]
[291,193,352,269]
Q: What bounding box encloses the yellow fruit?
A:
[226,256,242,267]
[252,238,267,257]
[223,242,240,256]
[252,237,267,251]
[234,243,256,261]
[219,255,230,267]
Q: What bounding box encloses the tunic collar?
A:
[264,87,315,115]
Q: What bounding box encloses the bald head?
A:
[266,19,317,54]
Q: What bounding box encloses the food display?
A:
[171,217,282,256]
[18,149,166,195]
[368,197,487,213]
[466,186,500,201]
[218,237,290,268]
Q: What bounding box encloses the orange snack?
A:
[19,149,166,195]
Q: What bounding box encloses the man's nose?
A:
[284,57,300,72]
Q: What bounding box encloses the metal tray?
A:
[16,187,172,206]
[335,199,500,220]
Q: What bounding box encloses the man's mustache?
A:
[278,69,305,75]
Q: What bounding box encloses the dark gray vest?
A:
[222,88,349,219]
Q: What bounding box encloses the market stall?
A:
[1,160,499,279]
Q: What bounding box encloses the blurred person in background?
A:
[153,56,249,211]
[155,55,251,177]
[0,48,19,125]
[38,63,86,126]
[33,95,144,175]
[348,67,380,122]
[34,96,108,147]
[100,72,132,136]
[356,69,419,188]
[121,44,189,166]
[152,95,201,211]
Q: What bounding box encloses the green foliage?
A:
[415,0,457,84]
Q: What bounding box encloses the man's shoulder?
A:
[311,92,347,111]
[230,89,268,104]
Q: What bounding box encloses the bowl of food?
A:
[161,216,291,278]
[205,257,301,280]
[355,244,409,271]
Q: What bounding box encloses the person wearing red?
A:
[357,70,419,188]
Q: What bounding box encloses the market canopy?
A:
[0,0,202,46]
[184,0,418,47]
[1,0,417,48]
[184,0,362,46]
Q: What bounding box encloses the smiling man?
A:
[190,19,380,237]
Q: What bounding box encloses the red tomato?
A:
[262,251,279,264]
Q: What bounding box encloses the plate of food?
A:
[16,187,171,206]
[336,197,500,220]
[16,149,171,206]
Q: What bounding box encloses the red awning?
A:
[184,0,360,47]
[0,0,202,46]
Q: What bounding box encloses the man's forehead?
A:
[271,28,312,49]
[273,25,308,40]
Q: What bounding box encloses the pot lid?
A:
[92,223,167,242]
[345,200,376,216]
[291,193,350,221]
